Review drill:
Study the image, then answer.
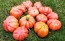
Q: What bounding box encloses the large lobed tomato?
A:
[34,2,42,9]
[19,15,36,29]
[47,12,58,19]
[3,16,19,32]
[47,19,61,31]
[13,26,28,41]
[39,6,52,15]
[22,1,33,8]
[34,22,49,37]
[36,14,48,23]
[10,6,23,18]
[28,7,39,17]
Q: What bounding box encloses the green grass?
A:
[0,0,65,41]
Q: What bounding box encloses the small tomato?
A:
[13,26,28,40]
[47,19,62,31]
[36,14,48,23]
[3,16,19,32]
[28,7,39,17]
[39,6,52,15]
[19,15,36,29]
[47,12,58,19]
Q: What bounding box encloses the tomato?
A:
[3,16,19,32]
[19,15,36,29]
[34,22,49,37]
[34,2,42,9]
[39,6,52,15]
[10,7,23,18]
[13,26,28,40]
[22,1,33,8]
[36,14,48,23]
[47,12,58,19]
[16,4,26,12]
[28,7,39,17]
[47,19,62,31]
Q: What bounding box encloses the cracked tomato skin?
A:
[3,16,19,32]
[34,2,42,9]
[36,14,48,23]
[47,12,58,19]
[13,26,28,41]
[28,7,39,17]
[10,7,23,18]
[22,1,33,8]
[47,19,62,31]
[19,15,36,29]
[39,6,52,15]
[34,22,49,37]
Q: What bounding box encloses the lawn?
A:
[0,0,65,41]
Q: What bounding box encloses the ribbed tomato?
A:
[10,6,23,18]
[28,7,39,17]
[3,16,19,32]
[19,15,36,29]
[34,22,49,37]
[39,6,52,15]
[34,2,42,9]
[47,12,58,19]
[47,19,62,31]
[13,26,28,41]
[22,1,33,8]
[36,14,48,23]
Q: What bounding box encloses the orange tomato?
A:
[47,12,58,19]
[19,15,36,29]
[22,1,33,8]
[13,26,28,41]
[34,22,49,37]
[39,6,52,15]
[10,6,23,18]
[28,7,39,17]
[36,14,48,23]
[3,16,19,32]
[34,2,42,9]
[47,19,62,31]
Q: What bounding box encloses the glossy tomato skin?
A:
[34,22,49,37]
[22,1,33,8]
[36,14,48,23]
[28,7,39,17]
[47,12,58,19]
[34,2,42,9]
[19,15,36,29]
[13,26,28,41]
[16,4,26,12]
[10,7,23,18]
[3,16,19,32]
[47,19,62,31]
[39,6,52,15]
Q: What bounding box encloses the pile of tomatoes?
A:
[3,1,62,41]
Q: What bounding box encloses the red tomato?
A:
[16,4,26,12]
[39,6,52,15]
[3,16,19,32]
[34,22,49,37]
[34,2,42,9]
[47,12,58,19]
[19,15,36,29]
[22,1,33,8]
[28,7,39,17]
[13,26,28,41]
[47,19,62,31]
[10,7,23,18]
[36,14,48,23]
